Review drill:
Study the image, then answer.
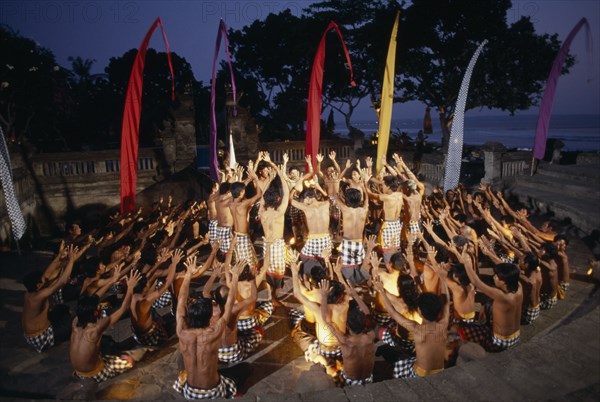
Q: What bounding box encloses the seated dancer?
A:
[22,244,79,352]
[129,249,182,347]
[453,243,523,352]
[553,234,570,299]
[171,242,220,312]
[173,251,244,400]
[291,254,349,376]
[70,271,143,383]
[518,252,543,324]
[202,259,257,364]
[371,249,406,326]
[259,160,290,303]
[539,242,559,310]
[41,238,91,304]
[375,265,423,356]
[234,243,273,334]
[326,262,377,386]
[539,243,559,310]
[446,262,476,324]
[373,263,450,378]
[144,248,179,311]
[289,259,328,353]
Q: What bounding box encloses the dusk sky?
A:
[1,0,599,121]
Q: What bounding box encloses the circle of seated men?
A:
[21,151,570,399]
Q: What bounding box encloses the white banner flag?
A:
[0,128,26,240]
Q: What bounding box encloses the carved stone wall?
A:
[159,87,197,175]
[228,105,259,164]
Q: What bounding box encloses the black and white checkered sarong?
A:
[381,324,415,355]
[208,220,219,243]
[393,356,417,379]
[152,280,173,309]
[51,289,65,306]
[75,354,133,383]
[173,371,236,399]
[236,301,274,331]
[218,342,244,364]
[132,320,169,347]
[265,238,287,277]
[540,293,557,310]
[290,205,305,225]
[235,233,258,268]
[301,235,332,259]
[340,371,373,386]
[239,326,264,355]
[255,300,274,326]
[340,239,365,267]
[379,220,401,250]
[408,220,421,234]
[522,305,540,324]
[289,308,305,327]
[312,339,342,359]
[237,316,257,332]
[217,226,232,253]
[372,310,392,326]
[24,325,55,353]
[458,322,520,352]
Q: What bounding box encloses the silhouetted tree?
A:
[395,0,573,147]
[0,26,72,148]
[103,49,196,148]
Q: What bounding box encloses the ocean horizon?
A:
[337,114,600,152]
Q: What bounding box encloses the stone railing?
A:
[254,142,446,185]
[257,140,354,165]
[417,162,444,184]
[501,160,529,177]
[34,148,159,177]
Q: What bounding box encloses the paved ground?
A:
[0,227,598,401]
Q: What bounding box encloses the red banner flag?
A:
[306,22,356,170]
[120,17,175,213]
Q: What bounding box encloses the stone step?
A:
[509,175,600,199]
[505,185,600,235]
[248,277,599,402]
[535,162,600,184]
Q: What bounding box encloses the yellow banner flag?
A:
[376,11,400,173]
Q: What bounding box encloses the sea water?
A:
[342,114,600,152]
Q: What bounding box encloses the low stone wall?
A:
[0,148,164,243]
[576,152,600,165]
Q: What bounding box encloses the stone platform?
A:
[0,229,598,401]
[505,161,600,236]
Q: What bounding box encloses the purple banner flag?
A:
[209,19,237,181]
[534,18,591,160]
